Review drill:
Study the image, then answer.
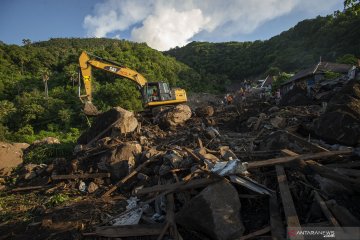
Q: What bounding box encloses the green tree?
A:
[272,72,292,92]
[336,54,358,65]
[344,0,360,14]
[22,39,32,46]
[58,108,73,129]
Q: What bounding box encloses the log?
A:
[247,149,352,169]
[95,224,165,237]
[51,173,110,180]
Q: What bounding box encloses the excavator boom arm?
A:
[79,51,147,102]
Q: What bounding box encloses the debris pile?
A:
[1,86,360,239]
[313,80,360,146]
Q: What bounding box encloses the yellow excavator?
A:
[78,51,187,115]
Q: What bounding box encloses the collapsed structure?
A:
[1,78,360,240]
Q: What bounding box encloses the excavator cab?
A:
[142,82,187,107]
[143,82,172,102]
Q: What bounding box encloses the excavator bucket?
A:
[83,102,100,116]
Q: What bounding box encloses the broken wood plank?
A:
[11,185,49,192]
[102,154,160,198]
[276,165,302,231]
[326,200,360,226]
[269,193,285,240]
[165,193,179,240]
[135,178,220,196]
[307,160,360,187]
[284,131,330,152]
[183,147,202,162]
[240,226,271,240]
[247,149,352,169]
[51,173,110,180]
[281,149,307,170]
[313,191,341,227]
[280,149,360,191]
[95,224,165,237]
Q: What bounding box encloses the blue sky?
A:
[0,0,343,50]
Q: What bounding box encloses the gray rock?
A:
[270,116,286,129]
[77,107,138,144]
[87,182,99,193]
[98,142,142,179]
[108,142,142,179]
[176,181,244,240]
[157,104,192,128]
[111,107,139,137]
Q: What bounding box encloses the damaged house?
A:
[280,61,355,99]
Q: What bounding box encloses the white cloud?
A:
[83,0,340,50]
[83,0,153,38]
[131,8,210,51]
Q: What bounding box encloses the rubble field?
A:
[1,80,360,240]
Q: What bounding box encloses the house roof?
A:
[261,75,274,87]
[282,62,353,86]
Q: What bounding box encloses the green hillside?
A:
[0,38,205,142]
[1,4,359,143]
[166,12,360,82]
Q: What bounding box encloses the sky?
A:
[0,0,343,51]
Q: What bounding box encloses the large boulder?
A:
[78,107,138,144]
[313,111,360,146]
[98,142,142,179]
[280,86,313,106]
[157,104,192,128]
[0,142,29,175]
[313,80,360,146]
[176,181,244,240]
